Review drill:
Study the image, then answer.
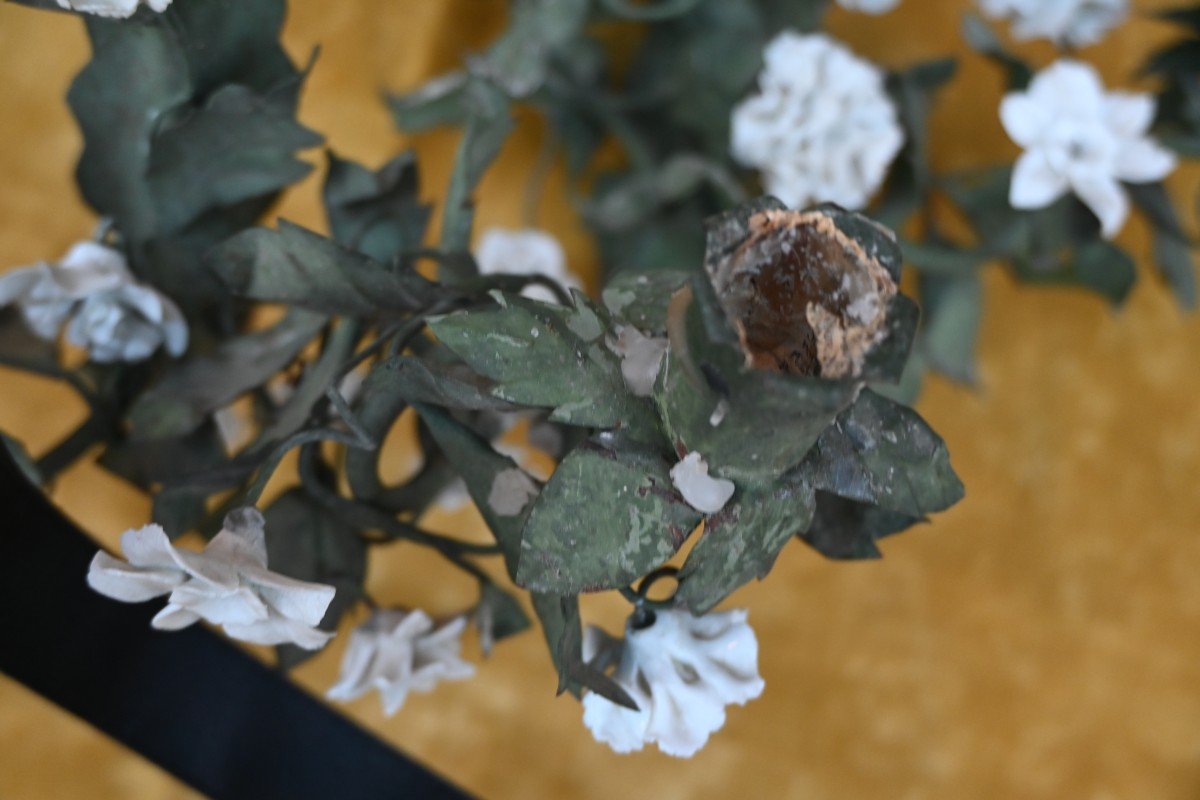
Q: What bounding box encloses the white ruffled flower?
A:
[1001,60,1176,239]
[731,32,904,210]
[55,0,172,18]
[87,508,336,650]
[475,228,582,304]
[670,452,735,514]
[837,0,901,13]
[0,241,187,363]
[327,610,475,716]
[582,608,765,757]
[978,0,1127,48]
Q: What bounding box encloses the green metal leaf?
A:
[920,273,982,385]
[601,270,691,335]
[127,310,325,440]
[1,430,41,487]
[801,388,964,519]
[414,404,538,578]
[69,0,305,244]
[211,220,443,315]
[362,356,522,413]
[323,150,432,265]
[146,83,321,236]
[476,581,531,654]
[439,79,513,255]
[800,492,920,559]
[265,488,368,670]
[516,438,702,594]
[676,473,815,614]
[430,293,660,436]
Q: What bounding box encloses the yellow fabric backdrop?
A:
[2,1,1200,797]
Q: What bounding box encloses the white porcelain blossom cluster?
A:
[327,610,475,716]
[0,241,187,363]
[475,227,582,305]
[582,608,765,757]
[87,509,336,650]
[731,32,904,210]
[978,0,1128,48]
[55,0,172,18]
[837,0,901,13]
[1001,60,1176,239]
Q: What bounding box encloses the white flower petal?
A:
[837,0,901,12]
[1073,174,1129,239]
[0,267,43,307]
[204,507,269,569]
[151,604,201,631]
[170,584,270,626]
[1010,150,1070,209]
[87,551,184,602]
[582,690,651,754]
[89,508,338,650]
[475,228,580,303]
[1113,139,1177,184]
[223,615,335,650]
[980,0,1127,47]
[7,240,189,363]
[326,631,380,702]
[56,0,171,17]
[1104,92,1155,139]
[241,566,337,629]
[581,609,765,757]
[731,32,902,209]
[327,610,475,716]
[1000,93,1051,148]
[54,242,130,297]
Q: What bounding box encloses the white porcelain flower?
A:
[731,32,904,210]
[87,508,336,650]
[327,610,475,716]
[837,0,901,13]
[1000,59,1176,239]
[0,241,187,363]
[581,608,765,757]
[978,0,1127,48]
[55,0,172,18]
[670,452,735,514]
[475,228,582,304]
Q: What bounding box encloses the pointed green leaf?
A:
[801,388,963,518]
[601,270,691,335]
[920,273,982,385]
[323,151,432,265]
[676,474,815,614]
[430,293,660,435]
[476,582,531,651]
[529,591,637,708]
[211,220,443,315]
[265,488,368,670]
[146,83,321,236]
[800,492,920,560]
[128,310,325,440]
[414,404,538,578]
[516,438,702,594]
[1,431,41,487]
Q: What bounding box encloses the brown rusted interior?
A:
[713,210,895,379]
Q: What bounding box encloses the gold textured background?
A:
[2,1,1200,797]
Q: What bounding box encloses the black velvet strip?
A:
[0,448,470,800]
